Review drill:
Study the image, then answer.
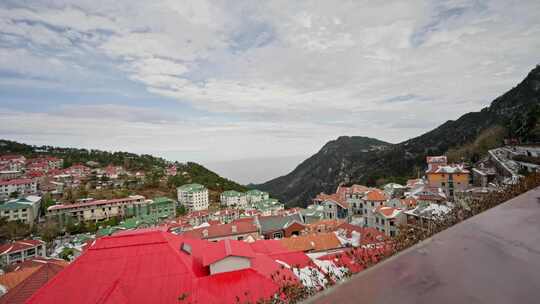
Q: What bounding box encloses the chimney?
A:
[351,231,361,247]
[231,225,237,233]
[202,229,208,238]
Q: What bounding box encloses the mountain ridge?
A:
[256,65,540,206]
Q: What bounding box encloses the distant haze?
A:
[204,155,308,185]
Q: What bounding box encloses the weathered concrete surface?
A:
[307,187,540,304]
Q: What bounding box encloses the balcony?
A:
[306,187,540,304]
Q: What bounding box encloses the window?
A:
[390,231,396,237]
[272,232,283,238]
[390,220,395,226]
[381,219,385,225]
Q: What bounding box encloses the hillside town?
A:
[0,144,539,303]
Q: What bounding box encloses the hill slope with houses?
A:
[257,65,540,206]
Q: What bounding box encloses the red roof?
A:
[27,171,45,178]
[0,178,34,186]
[0,240,44,255]
[318,193,349,209]
[26,230,305,304]
[0,155,24,161]
[374,206,402,218]
[182,221,258,239]
[47,196,144,211]
[401,197,418,208]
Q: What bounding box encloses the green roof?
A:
[177,183,206,193]
[251,198,283,210]
[0,201,29,211]
[246,189,268,196]
[221,190,244,197]
[153,197,175,204]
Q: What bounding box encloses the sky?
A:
[0,0,540,168]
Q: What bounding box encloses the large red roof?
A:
[26,230,304,304]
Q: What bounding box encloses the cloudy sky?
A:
[1,0,539,168]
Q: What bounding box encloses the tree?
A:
[59,247,75,261]
[37,220,62,243]
[9,191,20,199]
[40,192,56,216]
[176,205,186,216]
[0,219,31,241]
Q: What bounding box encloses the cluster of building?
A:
[0,153,175,202]
[299,156,472,237]
[176,183,284,215]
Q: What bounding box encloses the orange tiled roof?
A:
[401,198,418,208]
[374,206,401,218]
[279,233,342,252]
[0,266,40,290]
[365,189,387,201]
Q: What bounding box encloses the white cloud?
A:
[0,0,539,164]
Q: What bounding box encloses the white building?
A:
[371,206,406,237]
[47,195,146,223]
[220,190,247,208]
[245,189,269,204]
[0,195,41,226]
[0,240,46,266]
[0,178,37,200]
[177,183,209,211]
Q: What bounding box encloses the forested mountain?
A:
[257,65,540,206]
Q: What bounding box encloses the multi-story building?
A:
[245,189,269,204]
[0,195,41,226]
[371,206,406,237]
[126,197,177,219]
[177,183,209,211]
[0,155,26,172]
[0,240,46,266]
[47,195,146,224]
[425,156,470,200]
[220,190,247,208]
[27,156,63,172]
[0,170,23,181]
[0,178,37,200]
[64,164,91,178]
[248,198,284,216]
[344,185,371,216]
[361,189,388,216]
[320,195,350,221]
